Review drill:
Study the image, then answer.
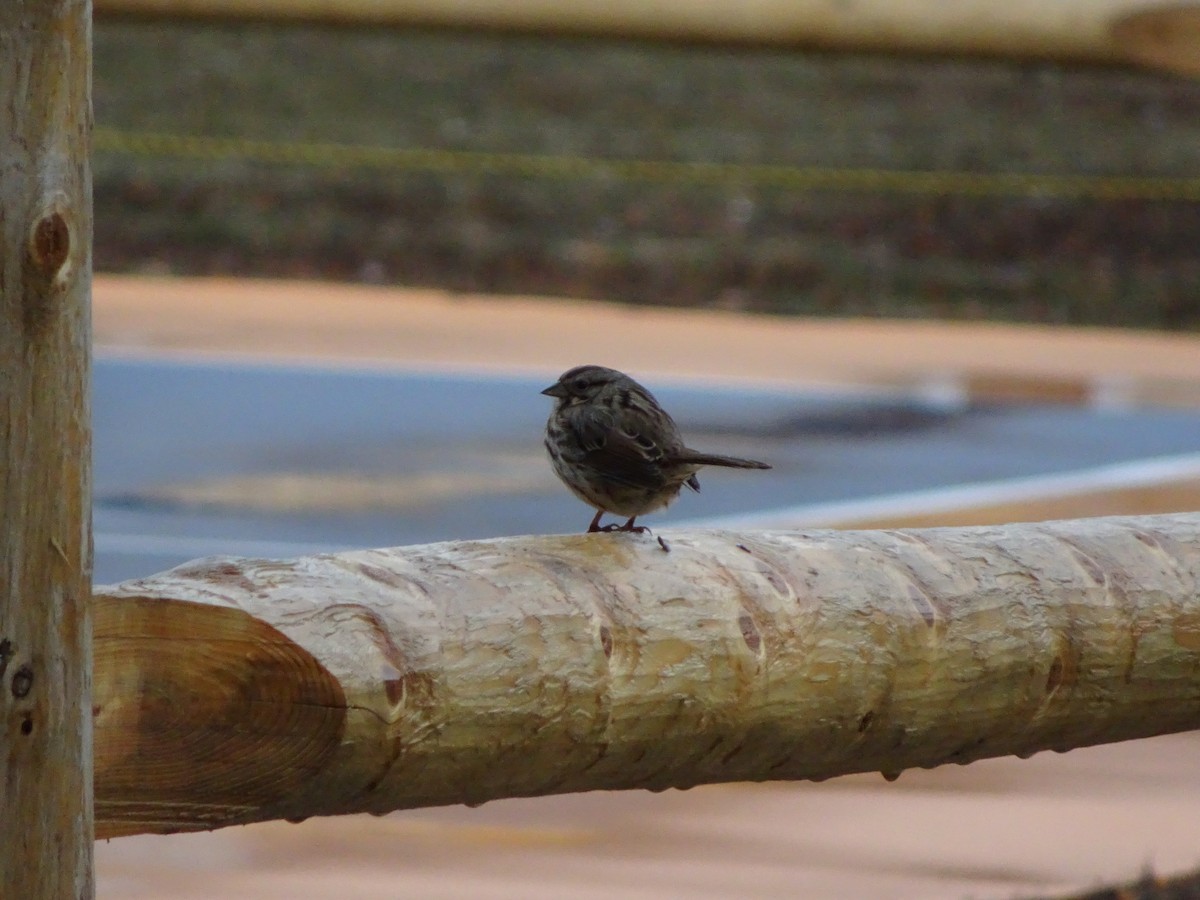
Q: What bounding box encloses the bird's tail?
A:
[678,450,771,470]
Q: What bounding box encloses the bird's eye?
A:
[572,377,589,391]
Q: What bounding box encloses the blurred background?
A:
[94,17,1200,325]
[89,3,1200,898]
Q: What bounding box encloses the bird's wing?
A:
[566,405,669,492]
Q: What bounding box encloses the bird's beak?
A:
[541,383,568,398]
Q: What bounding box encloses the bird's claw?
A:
[586,521,625,533]
[585,523,650,534]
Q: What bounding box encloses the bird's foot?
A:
[586,513,650,534]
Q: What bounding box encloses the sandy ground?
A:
[94,275,1200,405]
[92,275,1200,899]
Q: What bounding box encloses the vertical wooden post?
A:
[1,1,95,897]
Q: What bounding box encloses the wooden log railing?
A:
[95,514,1200,839]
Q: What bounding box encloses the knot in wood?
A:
[29,210,70,277]
[11,664,34,698]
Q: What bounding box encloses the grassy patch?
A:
[94,21,1200,328]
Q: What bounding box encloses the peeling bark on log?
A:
[95,514,1200,839]
[0,0,95,894]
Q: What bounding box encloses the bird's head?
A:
[541,365,627,405]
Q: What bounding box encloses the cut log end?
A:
[1112,5,1200,77]
[93,596,346,839]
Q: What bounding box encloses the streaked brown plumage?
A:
[542,364,771,533]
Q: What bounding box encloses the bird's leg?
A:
[587,509,607,533]
[617,516,650,534]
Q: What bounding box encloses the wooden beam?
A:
[95,514,1200,839]
[0,0,95,895]
[92,0,1200,75]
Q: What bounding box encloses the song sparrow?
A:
[542,365,771,533]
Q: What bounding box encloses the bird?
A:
[541,364,771,533]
